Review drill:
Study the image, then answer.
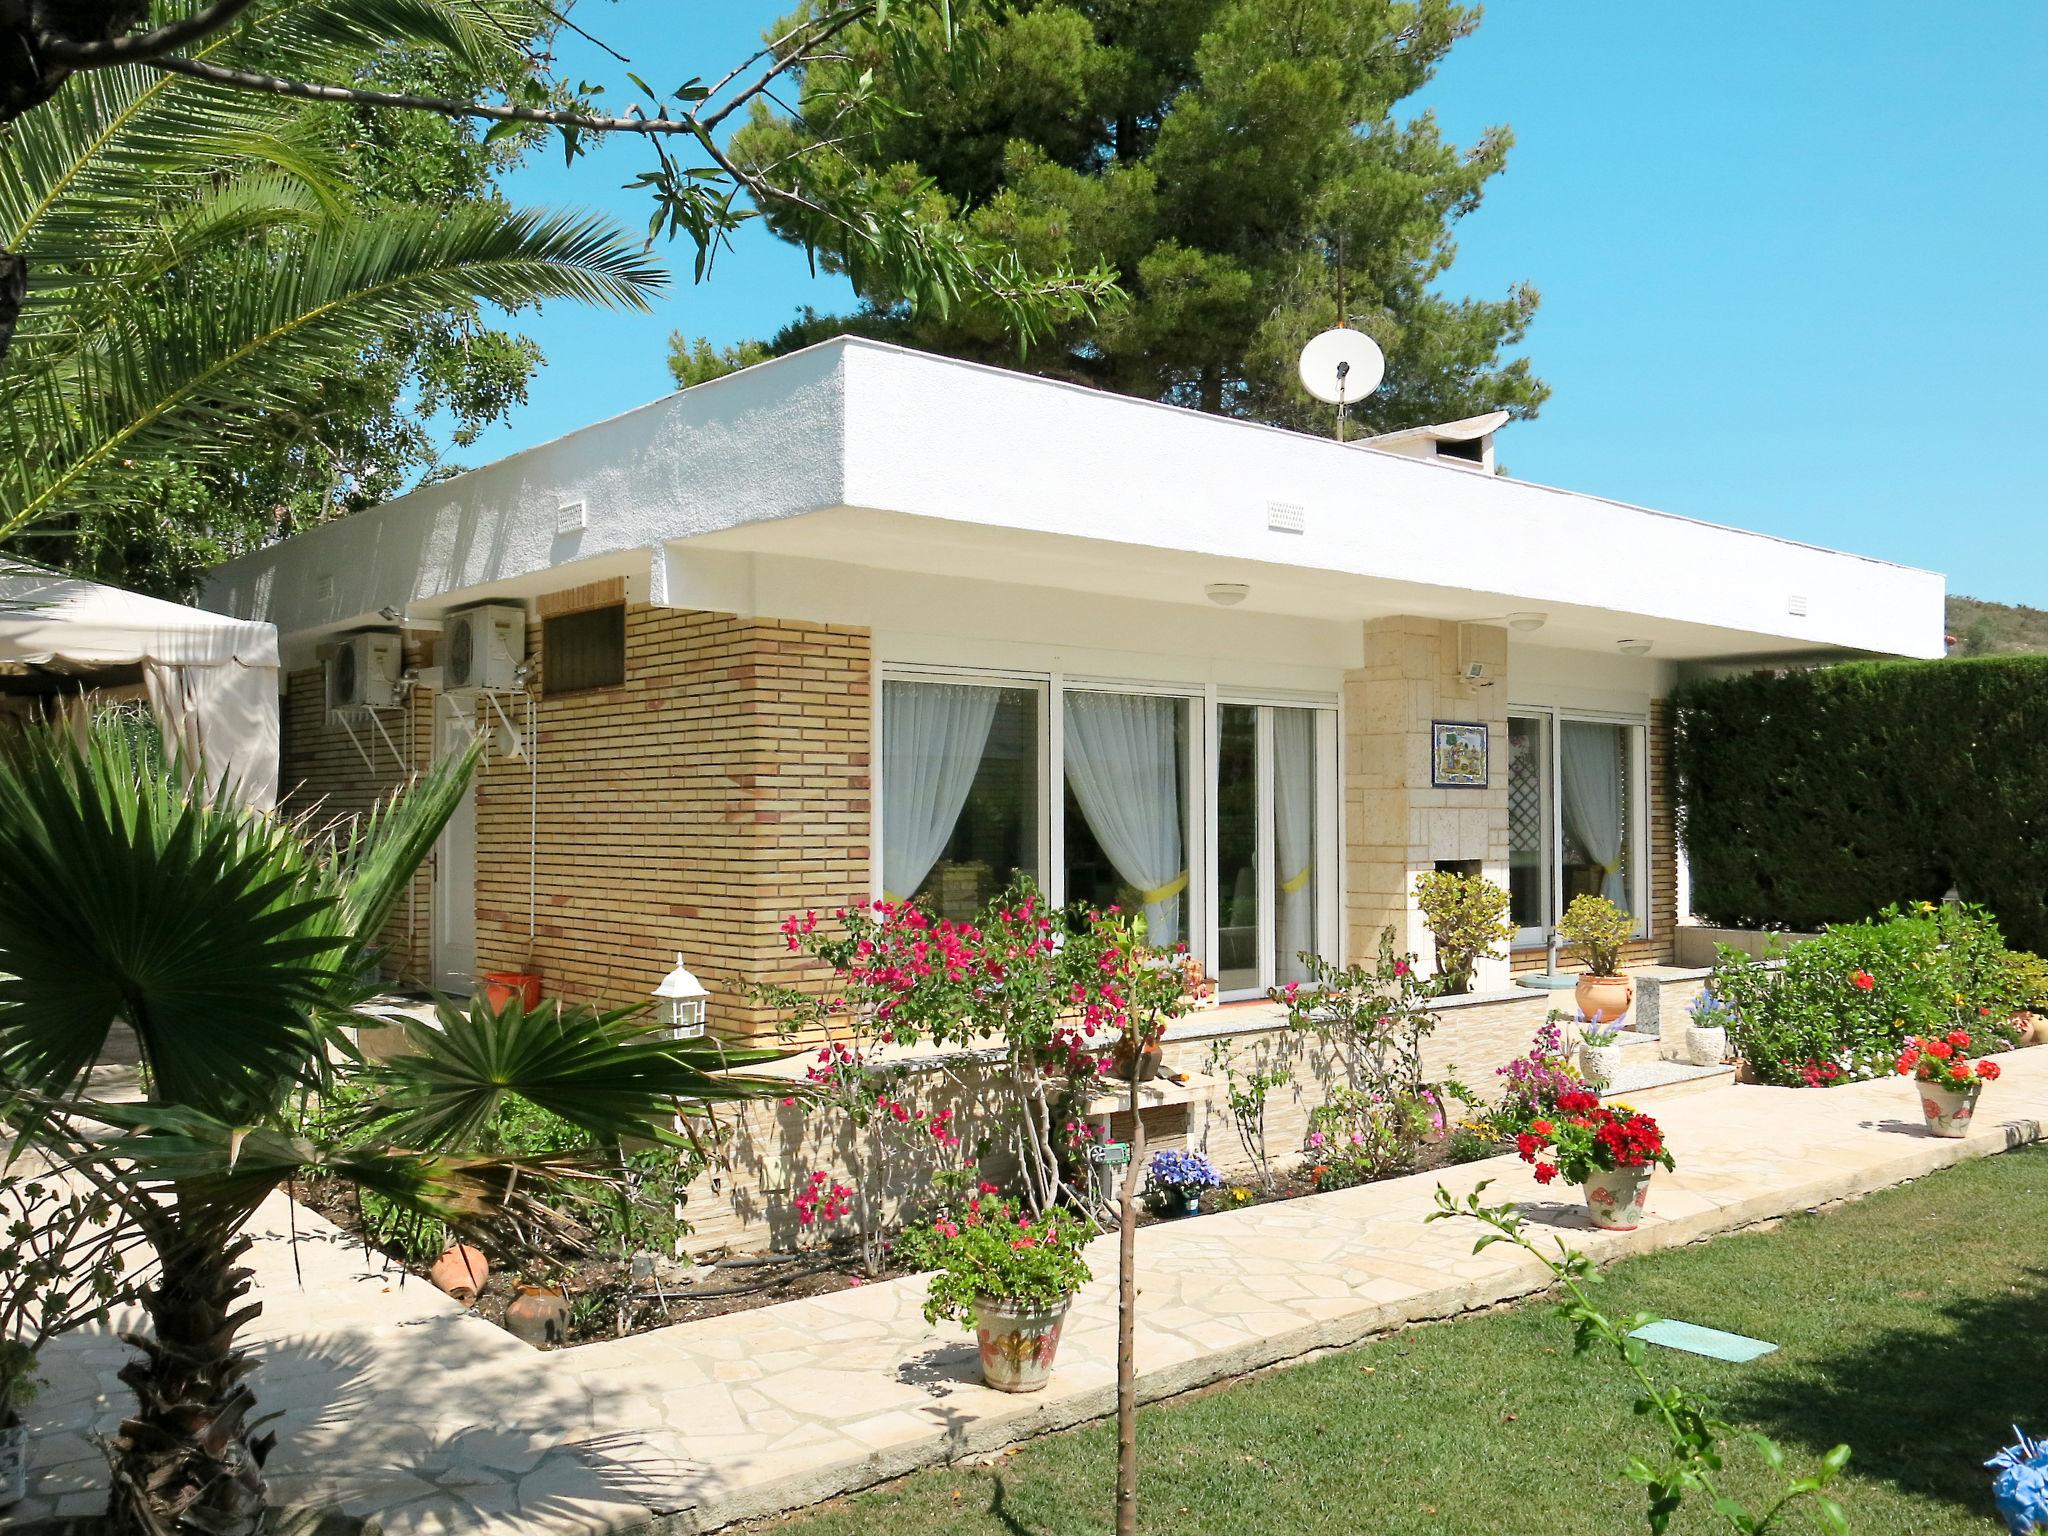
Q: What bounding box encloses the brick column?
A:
[1343,617,1510,988]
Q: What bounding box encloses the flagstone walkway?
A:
[21,1051,2048,1535]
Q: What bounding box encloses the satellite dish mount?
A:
[1296,236,1384,441]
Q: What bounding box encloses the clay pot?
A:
[482,970,543,1012]
[2014,1011,2046,1047]
[428,1243,489,1305]
[973,1295,1072,1393]
[504,1285,571,1348]
[1574,974,1634,1029]
[1111,1033,1163,1083]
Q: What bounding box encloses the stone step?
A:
[1594,1058,1738,1105]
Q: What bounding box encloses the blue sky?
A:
[471,2,2048,605]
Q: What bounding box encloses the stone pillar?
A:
[1344,617,1511,989]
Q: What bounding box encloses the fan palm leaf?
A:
[0,206,666,536]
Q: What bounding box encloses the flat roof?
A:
[201,337,1945,662]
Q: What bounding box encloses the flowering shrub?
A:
[1301,1084,1445,1190]
[1514,1090,1674,1187]
[1206,1040,1289,1191]
[1491,1015,1584,1137]
[767,879,1193,1217]
[1711,902,2026,1086]
[1145,1149,1220,1199]
[1896,1029,2003,1089]
[792,1170,854,1228]
[1274,927,1442,1107]
[910,1194,1096,1325]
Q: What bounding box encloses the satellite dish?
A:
[1298,326,1385,405]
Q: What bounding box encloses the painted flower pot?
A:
[1581,1165,1654,1231]
[1575,974,1634,1028]
[428,1242,490,1305]
[1684,1024,1728,1068]
[0,1418,26,1510]
[482,970,543,1012]
[973,1295,1072,1393]
[1918,1080,1982,1138]
[1578,1043,1624,1088]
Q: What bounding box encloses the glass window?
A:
[1507,714,1550,935]
[1215,704,1260,992]
[1062,690,1192,948]
[1271,707,1319,986]
[1560,719,1635,917]
[880,679,1040,920]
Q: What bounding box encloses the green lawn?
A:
[768,1149,2048,1535]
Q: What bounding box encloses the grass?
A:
[763,1148,2048,1535]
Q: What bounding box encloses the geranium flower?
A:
[1850,970,1876,991]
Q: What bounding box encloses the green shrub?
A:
[1413,869,1514,994]
[1709,903,2023,1085]
[1671,655,2048,953]
[1557,893,1633,976]
[1996,949,2048,1013]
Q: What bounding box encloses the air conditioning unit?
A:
[443,603,526,693]
[325,631,402,713]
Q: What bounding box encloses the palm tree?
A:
[0,0,667,543]
[0,723,787,1536]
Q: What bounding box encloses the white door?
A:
[432,706,478,992]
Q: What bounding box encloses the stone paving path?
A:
[20,1050,2048,1535]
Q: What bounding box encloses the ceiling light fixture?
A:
[1506,612,1548,632]
[1617,638,1653,656]
[1205,582,1250,607]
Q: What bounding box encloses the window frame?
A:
[872,665,1339,985]
[1507,704,1651,949]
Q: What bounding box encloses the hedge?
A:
[1669,655,2048,953]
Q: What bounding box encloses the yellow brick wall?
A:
[470,602,871,1036]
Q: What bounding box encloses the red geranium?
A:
[1850,970,1876,991]
[1896,1030,2002,1091]
[1515,1096,1675,1186]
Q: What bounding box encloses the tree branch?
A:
[43,0,263,65]
[140,53,710,136]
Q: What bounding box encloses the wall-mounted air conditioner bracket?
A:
[441,688,530,766]
[332,705,406,777]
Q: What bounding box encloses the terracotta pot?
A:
[1917,1079,1982,1139]
[1111,1034,1163,1083]
[427,1243,489,1305]
[0,1417,25,1510]
[504,1285,571,1348]
[974,1295,1072,1393]
[482,970,543,1012]
[1574,974,1633,1028]
[1581,1165,1654,1230]
[2015,1011,2047,1047]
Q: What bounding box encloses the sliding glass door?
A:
[1507,707,1646,947]
[878,672,1331,987]
[1215,702,1319,999]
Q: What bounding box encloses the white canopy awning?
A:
[0,558,280,808]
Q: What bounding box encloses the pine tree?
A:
[708,0,1547,433]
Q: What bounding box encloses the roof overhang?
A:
[199,338,1946,664]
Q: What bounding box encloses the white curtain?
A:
[1063,691,1186,947]
[1273,708,1317,980]
[881,680,1000,903]
[1561,720,1628,909]
[144,659,281,810]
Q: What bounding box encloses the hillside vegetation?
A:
[1947,594,2048,655]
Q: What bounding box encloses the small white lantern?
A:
[653,952,709,1039]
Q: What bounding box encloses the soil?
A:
[294,1132,1504,1351]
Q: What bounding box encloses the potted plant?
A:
[1515,1089,1675,1230]
[1684,987,1733,1067]
[1413,869,1515,995]
[919,1195,1095,1393]
[1576,1017,1625,1087]
[1145,1149,1221,1217]
[1896,1029,2003,1137]
[1558,893,1635,1026]
[1111,1012,1168,1082]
